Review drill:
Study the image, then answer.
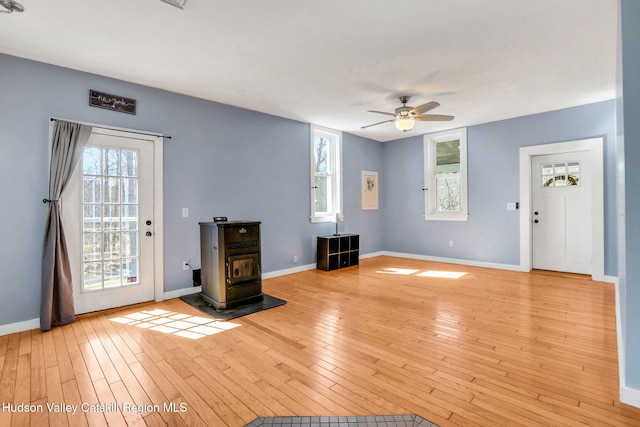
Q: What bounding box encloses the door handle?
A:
[146,231,153,236]
[534,219,539,224]
[146,220,152,226]
[534,211,539,215]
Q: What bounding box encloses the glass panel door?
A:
[62,128,158,315]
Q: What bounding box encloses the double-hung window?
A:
[310,125,342,223]
[424,128,468,221]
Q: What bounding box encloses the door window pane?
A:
[81,145,140,292]
[83,205,101,232]
[104,148,120,176]
[121,177,138,204]
[83,176,102,203]
[83,147,102,175]
[541,161,580,188]
[83,233,102,262]
[121,150,138,177]
[103,205,120,231]
[567,162,580,185]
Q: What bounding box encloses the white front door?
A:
[531,150,592,274]
[63,128,159,314]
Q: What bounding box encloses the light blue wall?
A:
[0,54,384,325]
[382,100,618,274]
[620,0,640,390]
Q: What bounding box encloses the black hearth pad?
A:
[179,293,286,320]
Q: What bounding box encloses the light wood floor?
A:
[1,256,639,426]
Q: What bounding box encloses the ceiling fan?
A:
[361,96,454,132]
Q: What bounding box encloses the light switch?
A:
[182,208,189,218]
[507,202,517,211]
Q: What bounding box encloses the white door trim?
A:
[519,138,604,280]
[152,132,164,302]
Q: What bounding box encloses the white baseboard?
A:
[262,263,317,279]
[360,251,385,259]
[0,318,40,336]
[380,251,526,272]
[621,386,640,408]
[160,285,202,301]
[262,252,384,278]
[613,279,640,408]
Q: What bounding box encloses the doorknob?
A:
[146,231,153,236]
[146,220,152,226]
[534,219,539,224]
[534,211,539,215]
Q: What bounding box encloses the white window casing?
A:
[310,125,343,223]
[424,128,469,221]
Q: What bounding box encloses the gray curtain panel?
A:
[40,120,92,332]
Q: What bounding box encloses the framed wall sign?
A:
[361,170,379,210]
[89,90,136,115]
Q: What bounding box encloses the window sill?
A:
[310,216,339,224]
[424,213,469,222]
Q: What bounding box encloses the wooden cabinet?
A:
[317,234,359,271]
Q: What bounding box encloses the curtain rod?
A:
[49,117,172,140]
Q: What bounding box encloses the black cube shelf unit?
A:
[317,234,359,271]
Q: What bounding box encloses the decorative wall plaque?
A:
[89,90,136,115]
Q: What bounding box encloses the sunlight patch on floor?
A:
[377,267,467,279]
[417,270,467,279]
[377,268,421,275]
[110,308,240,339]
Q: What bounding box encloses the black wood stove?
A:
[199,220,263,309]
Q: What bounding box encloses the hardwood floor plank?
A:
[107,380,146,426]
[184,374,253,426]
[68,349,108,427]
[44,365,68,427]
[0,340,18,413]
[29,330,46,402]
[92,378,128,427]
[81,319,121,384]
[154,359,229,426]
[61,379,89,427]
[11,353,31,427]
[133,352,181,402]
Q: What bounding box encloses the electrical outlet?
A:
[293,255,298,263]
[183,261,189,271]
[449,240,454,247]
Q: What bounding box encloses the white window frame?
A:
[423,127,468,221]
[310,125,343,223]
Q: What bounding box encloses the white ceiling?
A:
[0,0,618,142]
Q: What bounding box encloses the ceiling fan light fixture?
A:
[395,118,415,132]
[0,0,24,13]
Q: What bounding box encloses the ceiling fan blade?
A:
[410,101,440,115]
[361,119,395,129]
[367,110,396,117]
[415,114,454,121]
